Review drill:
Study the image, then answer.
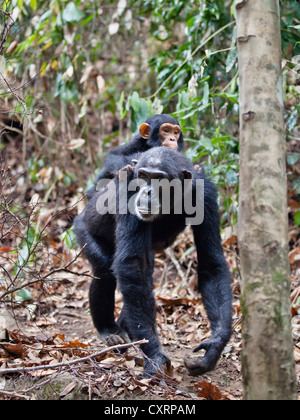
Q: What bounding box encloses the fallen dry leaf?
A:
[289,248,300,264]
[288,199,300,211]
[0,247,12,252]
[67,138,85,150]
[0,342,24,358]
[195,381,231,400]
[59,380,78,398]
[156,296,196,307]
[294,348,300,363]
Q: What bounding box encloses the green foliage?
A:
[1,0,299,231]
[61,227,78,249]
[295,211,300,227]
[62,2,85,23]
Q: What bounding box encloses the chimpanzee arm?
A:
[112,214,170,376]
[185,183,232,376]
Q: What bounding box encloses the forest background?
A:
[0,0,299,400]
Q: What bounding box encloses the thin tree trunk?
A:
[236,0,297,400]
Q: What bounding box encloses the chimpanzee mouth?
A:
[137,207,160,222]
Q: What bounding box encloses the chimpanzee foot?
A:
[144,351,171,378]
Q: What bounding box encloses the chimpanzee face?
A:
[158,123,182,150]
[134,167,169,222]
[138,115,183,152]
[133,149,193,223]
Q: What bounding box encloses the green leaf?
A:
[226,48,237,73]
[62,2,85,23]
[287,153,299,166]
[286,109,298,132]
[202,82,210,107]
[226,169,238,186]
[40,10,52,23]
[295,211,300,227]
[0,56,6,74]
[119,91,127,119]
[133,98,150,132]
[30,0,37,10]
[200,137,214,152]
[181,103,210,120]
[131,91,140,113]
[80,14,95,27]
[17,289,33,302]
[61,228,77,249]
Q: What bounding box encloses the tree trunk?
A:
[236,0,297,400]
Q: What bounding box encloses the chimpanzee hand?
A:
[118,164,134,181]
[144,351,171,378]
[184,336,225,376]
[99,327,130,347]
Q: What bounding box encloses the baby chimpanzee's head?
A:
[138,114,184,152]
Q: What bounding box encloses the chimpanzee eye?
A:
[164,128,169,133]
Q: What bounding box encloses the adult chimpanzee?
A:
[74,147,232,377]
[87,114,183,198]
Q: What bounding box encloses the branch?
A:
[0,244,91,302]
[0,389,30,400]
[41,244,88,280]
[0,340,148,376]
[0,7,14,56]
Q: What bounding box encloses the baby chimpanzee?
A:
[87,114,184,198]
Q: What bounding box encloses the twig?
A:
[0,201,25,228]
[0,7,14,56]
[0,244,91,302]
[0,340,148,376]
[0,75,27,111]
[165,248,186,283]
[0,121,23,136]
[41,244,88,280]
[0,389,30,400]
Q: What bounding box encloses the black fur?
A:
[74,147,232,377]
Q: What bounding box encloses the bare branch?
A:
[0,6,14,56]
[0,244,90,302]
[0,340,148,376]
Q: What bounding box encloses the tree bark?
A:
[236,0,297,400]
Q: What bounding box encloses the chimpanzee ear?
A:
[139,123,151,139]
[182,170,193,179]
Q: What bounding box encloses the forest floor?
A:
[0,138,300,400]
[0,245,244,401]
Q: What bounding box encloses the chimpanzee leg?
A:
[74,215,128,344]
[112,216,170,376]
[185,208,232,376]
